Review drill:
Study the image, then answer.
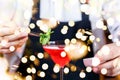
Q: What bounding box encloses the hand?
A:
[0,27,28,54]
[84,43,120,76]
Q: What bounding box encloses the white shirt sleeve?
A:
[3,0,33,73]
[13,0,33,28]
[102,0,120,42]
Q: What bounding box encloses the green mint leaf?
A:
[39,29,53,45]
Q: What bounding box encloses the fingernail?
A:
[83,57,100,67]
[83,58,93,67]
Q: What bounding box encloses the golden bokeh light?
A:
[64,67,69,74]
[9,46,15,52]
[101,68,107,75]
[68,20,75,27]
[42,63,49,70]
[29,55,36,61]
[86,67,92,73]
[21,57,28,63]
[79,71,86,78]
[26,75,32,80]
[53,64,60,73]
[29,23,35,29]
[60,51,67,58]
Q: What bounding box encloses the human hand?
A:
[0,27,28,54]
[83,43,120,76]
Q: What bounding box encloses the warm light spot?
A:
[81,36,87,41]
[107,17,114,26]
[78,45,87,54]
[86,67,92,72]
[29,23,35,29]
[37,53,44,59]
[29,55,36,61]
[108,35,113,40]
[64,39,70,45]
[70,65,77,72]
[61,28,68,34]
[64,67,69,74]
[27,68,31,73]
[80,4,89,13]
[101,68,107,75]
[68,20,75,27]
[39,71,45,78]
[96,38,100,42]
[96,20,104,29]
[0,40,8,47]
[26,75,32,80]
[9,46,15,52]
[53,65,60,73]
[19,27,26,33]
[42,63,49,70]
[79,71,86,78]
[49,17,57,27]
[31,67,36,74]
[71,38,77,44]
[103,25,107,30]
[85,31,92,35]
[21,57,27,63]
[40,24,49,33]
[101,46,110,56]
[61,51,66,57]
[92,57,100,67]
[36,20,43,27]
[76,32,83,39]
[26,27,31,33]
[87,46,91,52]
[89,35,95,41]
[63,25,68,30]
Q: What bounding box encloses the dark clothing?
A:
[17,2,99,80]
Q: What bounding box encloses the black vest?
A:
[17,2,99,80]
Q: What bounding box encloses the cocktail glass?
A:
[43,41,70,80]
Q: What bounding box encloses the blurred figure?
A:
[84,0,120,79]
[38,0,99,80]
[0,0,33,75]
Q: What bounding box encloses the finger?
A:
[3,32,28,42]
[0,49,12,54]
[95,43,120,64]
[0,27,16,36]
[106,67,120,76]
[1,37,28,49]
[83,57,100,67]
[8,37,28,48]
[92,59,114,74]
[92,57,120,76]
[110,58,120,76]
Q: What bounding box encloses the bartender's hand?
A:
[84,43,120,76]
[0,27,28,54]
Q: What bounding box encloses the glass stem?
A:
[60,67,64,80]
